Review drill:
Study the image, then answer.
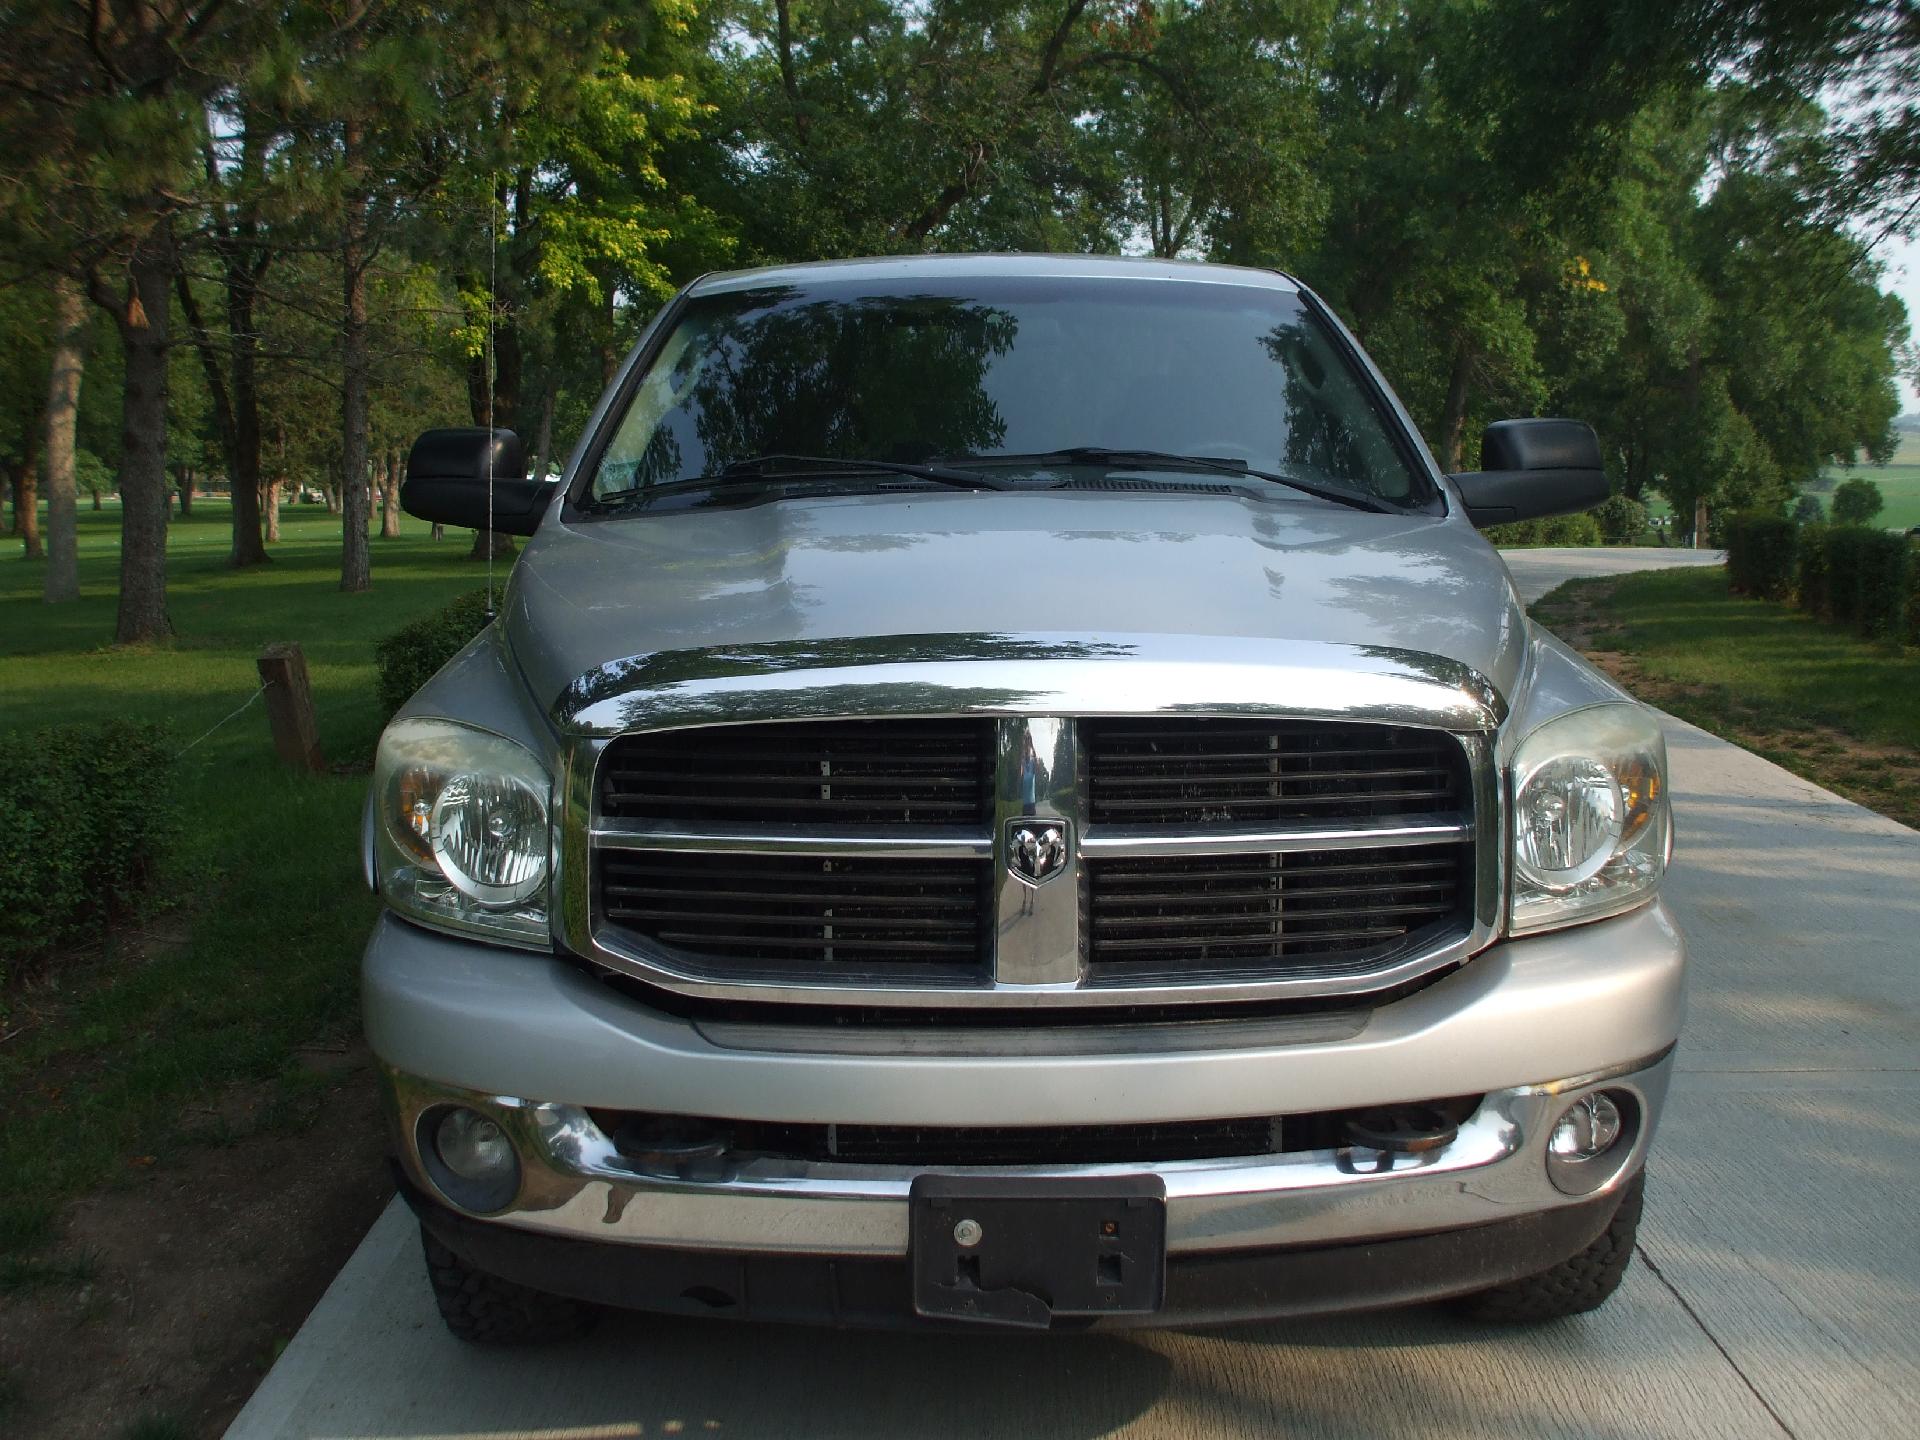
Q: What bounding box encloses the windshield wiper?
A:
[602,454,1017,508]
[941,447,1395,514]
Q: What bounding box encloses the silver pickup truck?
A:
[369,254,1681,1341]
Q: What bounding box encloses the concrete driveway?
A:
[228,549,1919,1440]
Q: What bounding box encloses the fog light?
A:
[1549,1092,1623,1161]
[437,1108,514,1181]
[420,1105,521,1212]
[1545,1088,1637,1196]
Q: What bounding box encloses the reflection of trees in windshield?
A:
[630,427,683,489]
[1260,320,1409,497]
[675,293,1018,473]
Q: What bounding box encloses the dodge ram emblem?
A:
[1008,820,1069,885]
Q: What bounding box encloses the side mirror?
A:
[1449,419,1608,529]
[400,428,556,537]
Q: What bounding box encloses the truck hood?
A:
[503,489,1529,722]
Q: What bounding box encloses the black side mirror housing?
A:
[1449,419,1609,529]
[401,428,556,537]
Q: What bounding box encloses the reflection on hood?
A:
[507,489,1526,716]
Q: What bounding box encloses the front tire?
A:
[1450,1171,1644,1322]
[420,1226,596,1344]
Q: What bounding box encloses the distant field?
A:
[1636,428,1920,531]
[1814,438,1920,529]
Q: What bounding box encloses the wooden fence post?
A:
[257,642,326,772]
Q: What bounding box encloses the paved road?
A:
[229,547,1919,1440]
[1499,545,1725,605]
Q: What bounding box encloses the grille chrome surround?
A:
[576,725,1505,1006]
[558,636,1506,1011]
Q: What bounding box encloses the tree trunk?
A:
[43,275,84,601]
[532,381,555,483]
[431,522,444,540]
[339,118,373,594]
[1438,339,1473,473]
[7,469,18,535]
[469,528,516,561]
[16,428,42,559]
[177,468,193,516]
[91,490,102,511]
[229,127,270,568]
[104,236,176,644]
[379,448,402,538]
[264,478,282,541]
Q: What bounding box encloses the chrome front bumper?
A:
[366,899,1684,1260]
[384,1051,1670,1258]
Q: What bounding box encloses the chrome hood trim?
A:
[552,632,1506,736]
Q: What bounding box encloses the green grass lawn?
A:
[0,499,496,1255]
[1533,566,1920,826]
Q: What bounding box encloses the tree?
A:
[0,0,267,642]
[1832,475,1886,524]
[0,283,51,560]
[174,105,280,569]
[43,277,88,600]
[1793,493,1826,524]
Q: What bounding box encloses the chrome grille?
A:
[1085,719,1466,824]
[586,714,1487,1008]
[1086,844,1470,981]
[599,851,988,973]
[600,719,991,825]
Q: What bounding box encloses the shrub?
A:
[1853,530,1912,641]
[375,589,496,717]
[1723,512,1798,600]
[1792,494,1824,525]
[1909,541,1920,647]
[1797,524,1836,618]
[1592,494,1650,544]
[0,723,176,991]
[1830,476,1885,526]
[1814,526,1911,638]
[1484,511,1603,547]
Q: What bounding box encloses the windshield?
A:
[583,275,1428,506]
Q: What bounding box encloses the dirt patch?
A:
[0,1056,393,1440]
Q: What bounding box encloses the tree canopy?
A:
[1,0,1913,631]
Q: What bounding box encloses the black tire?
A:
[420,1225,597,1344]
[1449,1171,1644,1323]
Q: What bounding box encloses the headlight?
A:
[371,718,551,947]
[1509,704,1668,936]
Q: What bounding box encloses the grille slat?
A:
[600,849,988,970]
[1091,788,1458,813]
[1085,842,1468,974]
[599,719,991,826]
[1085,718,1467,826]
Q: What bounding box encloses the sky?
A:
[1884,226,1920,416]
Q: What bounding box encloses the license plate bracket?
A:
[909,1174,1167,1327]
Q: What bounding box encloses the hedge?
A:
[375,589,496,717]
[1789,525,1912,641]
[1853,531,1913,642]
[0,722,175,992]
[1797,523,1836,618]
[1483,511,1604,548]
[1723,513,1797,600]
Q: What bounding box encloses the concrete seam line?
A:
[1635,1243,1799,1440]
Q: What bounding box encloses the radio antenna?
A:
[484,174,499,620]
